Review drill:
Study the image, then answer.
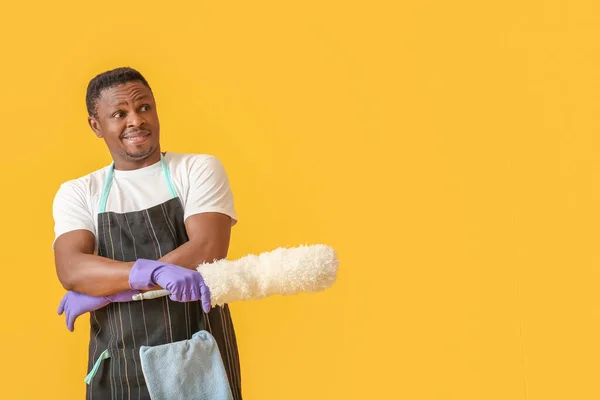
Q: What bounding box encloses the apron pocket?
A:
[139,330,234,400]
[85,346,149,399]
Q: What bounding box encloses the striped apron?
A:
[85,155,242,399]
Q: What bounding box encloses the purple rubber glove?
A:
[129,258,211,312]
[57,290,139,332]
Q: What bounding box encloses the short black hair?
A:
[86,67,152,117]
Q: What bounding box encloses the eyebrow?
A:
[113,94,150,107]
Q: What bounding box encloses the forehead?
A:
[98,81,153,107]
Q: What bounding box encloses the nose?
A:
[127,111,145,128]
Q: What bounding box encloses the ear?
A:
[88,116,103,138]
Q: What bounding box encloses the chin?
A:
[126,145,158,160]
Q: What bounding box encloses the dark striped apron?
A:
[86,154,242,400]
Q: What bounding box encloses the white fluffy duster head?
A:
[197,244,340,306]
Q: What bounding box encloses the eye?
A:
[140,104,151,112]
[112,110,125,118]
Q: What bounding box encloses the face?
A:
[88,81,160,169]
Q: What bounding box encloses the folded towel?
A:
[139,330,234,400]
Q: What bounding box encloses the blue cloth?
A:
[139,330,234,400]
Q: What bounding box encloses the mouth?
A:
[122,131,151,145]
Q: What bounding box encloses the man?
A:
[52,67,242,399]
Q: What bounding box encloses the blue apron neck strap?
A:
[98,153,177,214]
[98,162,115,215]
[161,154,178,199]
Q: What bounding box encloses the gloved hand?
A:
[129,259,211,312]
[57,290,139,332]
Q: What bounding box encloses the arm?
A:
[159,155,237,269]
[54,230,134,297]
[54,213,231,296]
[52,181,134,297]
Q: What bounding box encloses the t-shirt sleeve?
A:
[183,156,238,225]
[52,181,96,247]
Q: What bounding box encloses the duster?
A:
[132,244,340,305]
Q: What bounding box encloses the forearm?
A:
[57,253,134,297]
[57,241,225,296]
[159,239,228,270]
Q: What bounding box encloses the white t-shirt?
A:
[52,152,237,250]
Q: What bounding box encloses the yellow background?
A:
[0,0,598,399]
